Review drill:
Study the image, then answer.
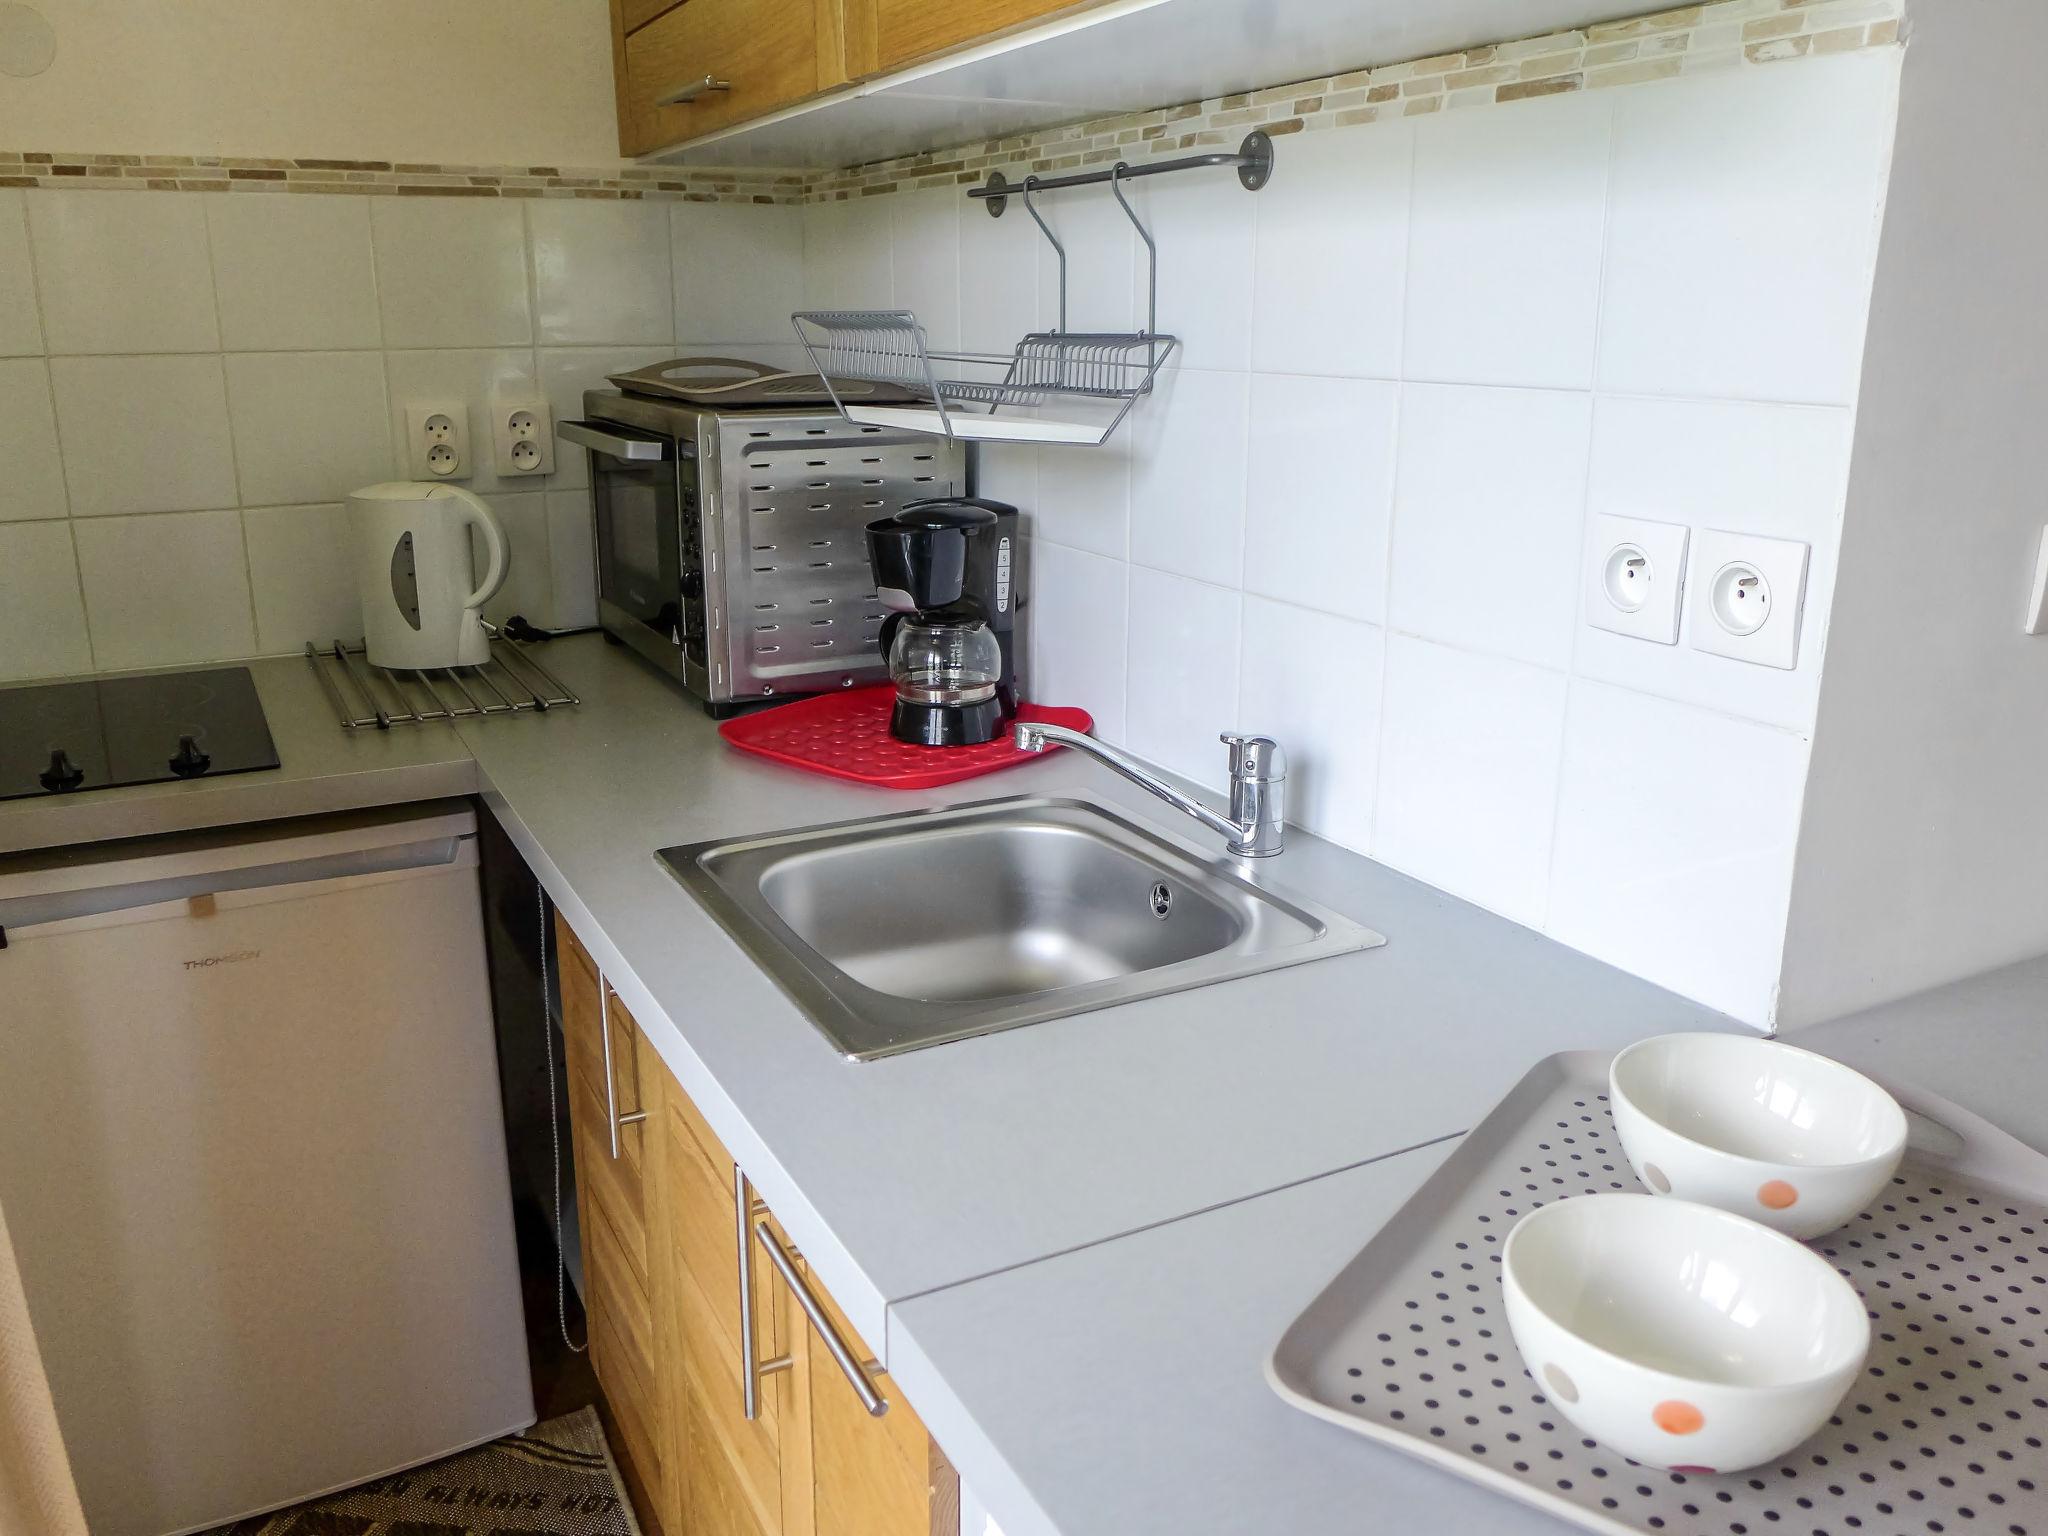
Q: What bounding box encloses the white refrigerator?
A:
[0,804,534,1536]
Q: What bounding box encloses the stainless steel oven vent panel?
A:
[726,434,950,686]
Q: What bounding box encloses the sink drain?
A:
[1149,882,1173,919]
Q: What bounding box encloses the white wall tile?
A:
[1033,438,1128,560]
[74,509,255,669]
[50,354,238,516]
[957,188,1041,356]
[890,186,961,352]
[1598,51,1901,404]
[802,198,893,311]
[383,349,539,495]
[1129,368,1248,586]
[1249,120,1410,379]
[1239,596,1382,853]
[27,191,219,354]
[0,192,43,356]
[1374,634,1567,925]
[1242,373,1396,622]
[370,197,532,348]
[1405,91,1612,389]
[1125,567,1240,789]
[475,492,553,626]
[975,444,1038,517]
[225,351,391,506]
[538,345,672,491]
[1388,383,1591,669]
[545,490,599,630]
[1026,541,1127,741]
[0,521,92,680]
[206,195,380,351]
[242,503,359,652]
[1035,188,1137,336]
[673,203,805,347]
[1127,171,1255,372]
[0,360,66,521]
[530,199,674,345]
[1578,394,1852,732]
[1549,681,1809,1024]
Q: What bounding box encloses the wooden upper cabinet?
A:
[621,0,852,154]
[611,0,1119,154]
[840,0,1104,79]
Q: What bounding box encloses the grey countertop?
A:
[7,635,2038,1536]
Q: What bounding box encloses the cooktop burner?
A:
[0,666,280,801]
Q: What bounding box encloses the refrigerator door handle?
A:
[0,834,469,936]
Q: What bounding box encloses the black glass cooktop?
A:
[0,666,280,801]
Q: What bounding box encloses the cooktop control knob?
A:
[168,734,212,778]
[39,749,84,792]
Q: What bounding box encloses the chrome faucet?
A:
[1013,723,1288,857]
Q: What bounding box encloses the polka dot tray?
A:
[719,685,1094,789]
[1267,1050,2048,1536]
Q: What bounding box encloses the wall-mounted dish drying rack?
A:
[305,625,579,730]
[791,129,1275,448]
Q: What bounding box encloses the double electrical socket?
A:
[1585,513,1809,670]
[403,397,556,480]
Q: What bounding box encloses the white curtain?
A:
[0,1200,87,1536]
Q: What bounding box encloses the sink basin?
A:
[659,794,1384,1059]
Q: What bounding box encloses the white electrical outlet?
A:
[404,401,470,479]
[1585,513,1688,644]
[1687,528,1809,669]
[490,394,555,477]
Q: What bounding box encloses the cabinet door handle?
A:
[656,74,731,107]
[752,1212,889,1418]
[736,1169,791,1420]
[598,982,648,1160]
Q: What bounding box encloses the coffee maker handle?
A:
[441,485,509,609]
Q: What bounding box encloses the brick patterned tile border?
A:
[810,0,1905,201]
[0,0,1901,206]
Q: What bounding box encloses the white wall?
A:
[803,53,1901,1024]
[0,0,623,166]
[0,189,803,670]
[1778,1,2048,1025]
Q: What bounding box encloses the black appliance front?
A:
[587,428,711,697]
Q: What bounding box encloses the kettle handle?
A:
[439,485,508,610]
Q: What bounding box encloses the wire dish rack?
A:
[792,130,1273,447]
[304,626,579,730]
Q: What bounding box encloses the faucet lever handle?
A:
[1219,732,1285,782]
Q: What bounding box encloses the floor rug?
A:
[198,1407,641,1536]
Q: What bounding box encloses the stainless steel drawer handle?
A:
[733,1170,888,1420]
[752,1212,889,1418]
[598,983,648,1161]
[656,74,731,107]
[558,420,668,462]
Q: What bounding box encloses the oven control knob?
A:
[168,734,212,778]
[39,749,84,792]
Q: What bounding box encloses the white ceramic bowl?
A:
[1501,1194,1869,1473]
[1609,1033,1908,1240]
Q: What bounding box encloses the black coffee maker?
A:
[865,497,1025,746]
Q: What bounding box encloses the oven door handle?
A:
[558,420,671,461]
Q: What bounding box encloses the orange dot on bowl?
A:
[1758,1179,1800,1210]
[1653,1400,1705,1436]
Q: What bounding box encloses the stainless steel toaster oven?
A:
[559,392,963,713]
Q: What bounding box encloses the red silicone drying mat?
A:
[718,686,1094,789]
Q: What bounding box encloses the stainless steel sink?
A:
[659,794,1385,1059]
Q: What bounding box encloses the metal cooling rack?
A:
[1268,1050,2048,1536]
[304,627,579,730]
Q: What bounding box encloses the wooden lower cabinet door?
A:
[803,1279,957,1536]
[660,1097,815,1536]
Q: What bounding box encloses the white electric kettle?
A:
[349,482,507,669]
